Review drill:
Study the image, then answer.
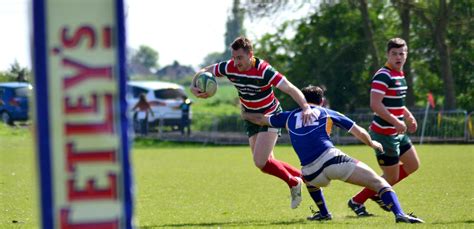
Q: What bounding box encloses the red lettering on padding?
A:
[65,95,114,135]
[65,94,98,114]
[68,174,117,201]
[63,58,113,89]
[66,142,116,172]
[60,208,119,229]
[61,26,96,49]
[103,27,112,48]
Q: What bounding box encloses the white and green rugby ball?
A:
[195,72,218,97]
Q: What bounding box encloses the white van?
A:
[127,81,190,127]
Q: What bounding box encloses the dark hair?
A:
[139,93,147,101]
[387,38,407,52]
[230,36,253,53]
[301,85,324,105]
[136,93,150,107]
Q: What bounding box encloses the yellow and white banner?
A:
[32,0,133,228]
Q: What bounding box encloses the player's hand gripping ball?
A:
[195,72,217,97]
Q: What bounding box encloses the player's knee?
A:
[409,162,420,173]
[371,177,391,191]
[402,160,420,175]
[254,158,267,169]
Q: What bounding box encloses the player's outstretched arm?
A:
[349,124,384,153]
[276,78,315,125]
[190,65,214,99]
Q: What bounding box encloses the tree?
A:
[243,0,314,19]
[254,22,293,74]
[223,0,246,60]
[412,0,456,109]
[200,52,227,68]
[246,0,396,111]
[199,0,246,68]
[249,2,370,111]
[283,2,370,112]
[351,0,381,75]
[8,60,29,82]
[447,0,474,111]
[390,0,415,107]
[129,45,159,75]
[244,0,472,111]
[0,71,10,82]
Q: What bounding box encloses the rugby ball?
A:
[195,72,217,97]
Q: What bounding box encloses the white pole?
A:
[420,102,430,145]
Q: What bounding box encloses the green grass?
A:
[0,125,38,227]
[1,125,473,228]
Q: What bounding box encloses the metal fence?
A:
[346,110,471,144]
[468,112,474,142]
[139,110,474,145]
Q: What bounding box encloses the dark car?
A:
[0,82,32,125]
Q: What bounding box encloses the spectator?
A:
[179,95,192,135]
[133,93,154,136]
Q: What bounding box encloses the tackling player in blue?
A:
[242,85,424,223]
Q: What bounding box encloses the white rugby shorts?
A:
[302,147,357,187]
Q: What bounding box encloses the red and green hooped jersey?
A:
[212,57,285,114]
[369,65,407,135]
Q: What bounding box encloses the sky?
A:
[0,0,313,71]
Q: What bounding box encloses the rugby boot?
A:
[307,206,332,221]
[290,177,303,209]
[396,213,425,223]
[347,199,373,217]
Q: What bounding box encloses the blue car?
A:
[0,82,32,125]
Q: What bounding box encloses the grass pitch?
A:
[1,126,473,228]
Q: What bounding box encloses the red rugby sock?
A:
[352,188,377,204]
[261,158,299,187]
[397,165,408,182]
[278,160,302,177]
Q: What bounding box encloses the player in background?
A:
[242,85,424,223]
[190,36,317,209]
[348,38,421,216]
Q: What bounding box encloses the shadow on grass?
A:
[343,215,382,219]
[139,218,308,228]
[431,219,474,225]
[138,217,474,228]
[139,215,392,228]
